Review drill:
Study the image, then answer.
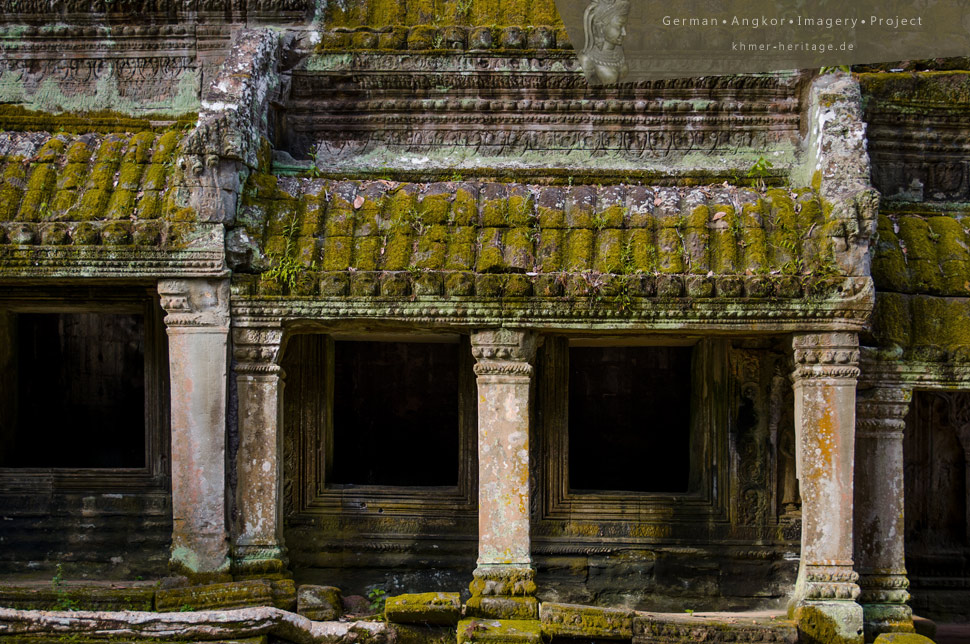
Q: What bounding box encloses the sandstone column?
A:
[232,325,287,578]
[790,332,864,644]
[158,278,232,581]
[855,384,914,639]
[468,328,538,620]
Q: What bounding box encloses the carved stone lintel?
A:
[158,278,230,328]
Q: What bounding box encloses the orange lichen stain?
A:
[813,387,837,469]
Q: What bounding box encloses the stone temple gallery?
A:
[0,2,968,644]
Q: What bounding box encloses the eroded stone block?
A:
[465,596,538,620]
[457,619,543,644]
[385,592,461,625]
[155,579,274,612]
[297,584,343,621]
[540,602,633,639]
[633,612,798,644]
[873,634,936,644]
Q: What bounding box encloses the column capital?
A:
[856,386,912,439]
[232,326,284,376]
[158,278,230,329]
[470,328,537,377]
[792,331,860,381]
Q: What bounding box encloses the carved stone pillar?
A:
[855,384,914,640]
[790,332,864,644]
[232,325,287,579]
[468,329,538,620]
[158,278,232,581]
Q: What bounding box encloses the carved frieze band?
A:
[858,571,911,605]
[232,326,284,375]
[157,278,229,328]
[803,563,862,601]
[856,387,912,440]
[470,328,537,377]
[791,332,860,381]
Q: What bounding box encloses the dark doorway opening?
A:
[330,339,461,487]
[1,312,146,468]
[568,345,693,493]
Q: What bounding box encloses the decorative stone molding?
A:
[792,332,861,380]
[857,572,911,605]
[470,328,538,377]
[232,326,284,375]
[158,278,230,328]
[856,387,912,439]
[803,563,862,601]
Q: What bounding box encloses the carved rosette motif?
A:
[232,326,284,376]
[470,328,537,377]
[804,563,862,601]
[157,278,230,328]
[791,332,860,381]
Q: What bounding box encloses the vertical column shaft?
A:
[232,325,287,578]
[855,384,914,639]
[158,278,231,581]
[790,332,864,644]
[468,328,538,620]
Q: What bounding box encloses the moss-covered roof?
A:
[236,172,853,299]
[869,210,970,360]
[0,128,194,248]
[321,0,562,29]
[872,212,970,297]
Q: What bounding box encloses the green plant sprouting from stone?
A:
[51,564,79,611]
[747,156,774,191]
[265,212,310,292]
[366,587,387,614]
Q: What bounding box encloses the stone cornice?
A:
[860,350,970,388]
[228,292,872,332]
[0,246,226,279]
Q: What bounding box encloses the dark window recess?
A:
[2,313,146,468]
[568,346,692,493]
[331,341,460,486]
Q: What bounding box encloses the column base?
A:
[862,603,915,642]
[469,565,538,620]
[790,600,865,644]
[169,534,232,584]
[232,544,289,580]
